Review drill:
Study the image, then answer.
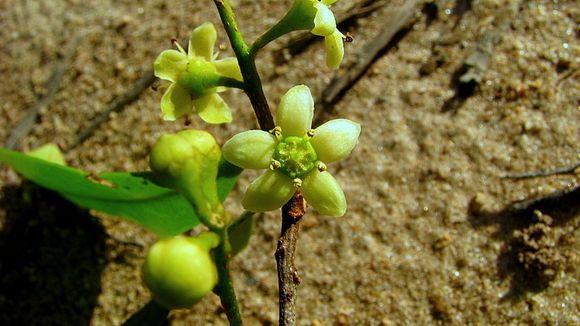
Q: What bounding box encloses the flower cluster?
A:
[154,23,243,124]
[222,85,360,216]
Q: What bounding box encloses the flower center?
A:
[273,136,318,179]
[177,59,219,99]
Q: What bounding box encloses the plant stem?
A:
[213,236,244,326]
[214,2,308,325]
[249,0,312,56]
[250,17,296,56]
[275,191,306,326]
[218,76,247,90]
[213,0,275,131]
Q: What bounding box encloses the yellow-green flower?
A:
[154,22,243,124]
[222,85,360,217]
[254,0,345,69]
[287,0,344,69]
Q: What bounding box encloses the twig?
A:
[275,191,306,326]
[501,162,580,180]
[509,185,580,216]
[315,0,420,122]
[272,0,387,65]
[5,37,80,150]
[65,70,156,152]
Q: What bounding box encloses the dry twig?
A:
[502,162,580,180]
[276,191,306,326]
[65,70,155,152]
[5,37,80,150]
[315,0,420,122]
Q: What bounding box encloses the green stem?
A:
[213,232,244,325]
[250,18,295,56]
[218,76,246,90]
[213,0,274,131]
[249,2,312,56]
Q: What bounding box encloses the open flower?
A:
[222,85,360,216]
[154,22,243,123]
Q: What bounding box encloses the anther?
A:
[269,126,282,137]
[171,38,186,54]
[317,162,327,172]
[269,159,281,170]
[345,32,354,43]
[306,129,315,137]
[293,178,303,188]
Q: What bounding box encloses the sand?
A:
[0,0,578,325]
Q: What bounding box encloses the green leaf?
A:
[122,300,169,326]
[217,158,243,201]
[228,211,254,257]
[28,143,66,165]
[0,147,242,236]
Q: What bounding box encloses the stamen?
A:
[345,32,353,43]
[317,162,327,172]
[171,38,186,54]
[306,129,315,137]
[293,178,302,188]
[155,82,171,90]
[269,159,281,170]
[269,126,282,137]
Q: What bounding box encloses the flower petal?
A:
[161,83,193,121]
[242,170,295,212]
[324,30,344,70]
[222,130,277,169]
[214,57,243,81]
[311,3,336,36]
[154,50,188,82]
[276,85,314,137]
[193,93,232,124]
[188,22,217,61]
[302,169,346,217]
[310,119,360,163]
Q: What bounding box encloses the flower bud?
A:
[150,130,225,225]
[142,234,220,310]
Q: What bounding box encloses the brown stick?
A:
[65,70,155,152]
[5,36,80,150]
[275,191,306,326]
[315,0,420,121]
[501,162,580,180]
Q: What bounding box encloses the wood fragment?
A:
[276,191,306,326]
[5,37,80,150]
[509,185,579,216]
[315,0,420,123]
[502,162,580,180]
[65,70,156,152]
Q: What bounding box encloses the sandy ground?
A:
[0,0,578,325]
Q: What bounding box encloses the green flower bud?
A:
[150,130,226,227]
[142,234,220,309]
